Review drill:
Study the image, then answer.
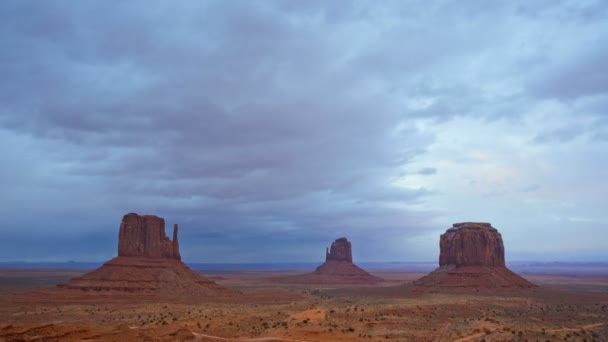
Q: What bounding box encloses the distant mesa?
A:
[53,212,236,301]
[277,237,383,285]
[414,222,537,292]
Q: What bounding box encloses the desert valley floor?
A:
[1,268,607,342]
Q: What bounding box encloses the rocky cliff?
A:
[118,213,181,260]
[325,237,353,263]
[439,222,504,267]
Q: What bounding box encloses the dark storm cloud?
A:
[0,0,441,261]
[1,0,607,262]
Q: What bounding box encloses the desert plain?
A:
[1,265,607,342]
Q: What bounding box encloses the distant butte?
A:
[414,222,537,292]
[278,237,383,285]
[52,213,237,302]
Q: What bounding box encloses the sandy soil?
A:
[1,269,607,341]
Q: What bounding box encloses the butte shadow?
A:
[273,237,383,285]
[412,222,537,293]
[7,213,240,304]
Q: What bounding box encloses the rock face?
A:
[56,212,236,301]
[118,213,181,260]
[277,237,382,284]
[414,222,536,292]
[439,222,504,267]
[326,237,352,262]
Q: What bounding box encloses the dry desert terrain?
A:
[1,267,607,341]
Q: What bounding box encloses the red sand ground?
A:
[1,269,608,341]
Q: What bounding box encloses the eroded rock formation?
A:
[118,213,180,260]
[439,222,504,267]
[277,237,382,284]
[414,222,536,292]
[326,237,353,262]
[56,212,236,301]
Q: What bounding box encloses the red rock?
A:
[118,213,180,260]
[58,256,229,299]
[54,212,238,301]
[277,237,383,284]
[325,237,353,262]
[414,222,536,292]
[439,222,504,267]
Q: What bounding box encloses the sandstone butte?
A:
[278,237,383,284]
[414,222,537,292]
[50,213,236,302]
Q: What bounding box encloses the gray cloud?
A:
[532,39,608,100]
[533,124,588,144]
[417,167,437,176]
[0,0,607,262]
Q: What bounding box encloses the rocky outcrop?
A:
[439,222,504,267]
[56,212,237,301]
[58,256,227,298]
[414,222,536,292]
[326,237,352,262]
[277,237,383,284]
[118,213,180,260]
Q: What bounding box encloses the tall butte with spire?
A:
[56,213,236,301]
[117,213,181,260]
[324,237,352,263]
[414,222,536,292]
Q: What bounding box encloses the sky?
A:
[0,0,607,263]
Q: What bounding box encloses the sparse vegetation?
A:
[1,270,607,341]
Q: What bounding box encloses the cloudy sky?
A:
[1,0,607,263]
